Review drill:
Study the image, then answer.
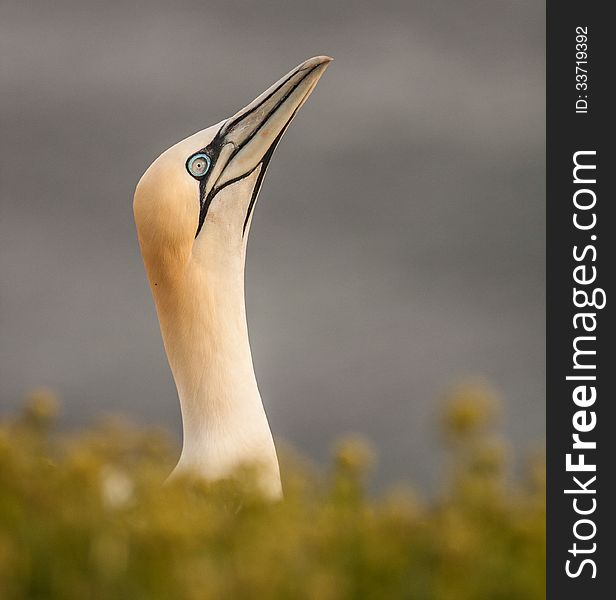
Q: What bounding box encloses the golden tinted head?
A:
[133,56,332,271]
[133,125,218,261]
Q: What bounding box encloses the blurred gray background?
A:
[1,0,544,488]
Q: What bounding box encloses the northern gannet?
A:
[133,56,332,498]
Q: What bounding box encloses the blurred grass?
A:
[0,382,544,599]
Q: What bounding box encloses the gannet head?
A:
[133,56,332,277]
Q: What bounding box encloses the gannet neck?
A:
[150,240,281,497]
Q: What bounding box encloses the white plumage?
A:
[133,57,331,497]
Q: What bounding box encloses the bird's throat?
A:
[148,254,281,497]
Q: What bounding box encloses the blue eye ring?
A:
[186,153,211,178]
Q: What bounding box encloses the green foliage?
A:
[0,384,544,599]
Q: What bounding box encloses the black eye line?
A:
[192,125,228,237]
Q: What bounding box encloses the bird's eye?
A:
[187,153,211,178]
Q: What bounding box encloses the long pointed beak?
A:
[202,56,332,198]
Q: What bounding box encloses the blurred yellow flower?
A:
[0,384,545,600]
